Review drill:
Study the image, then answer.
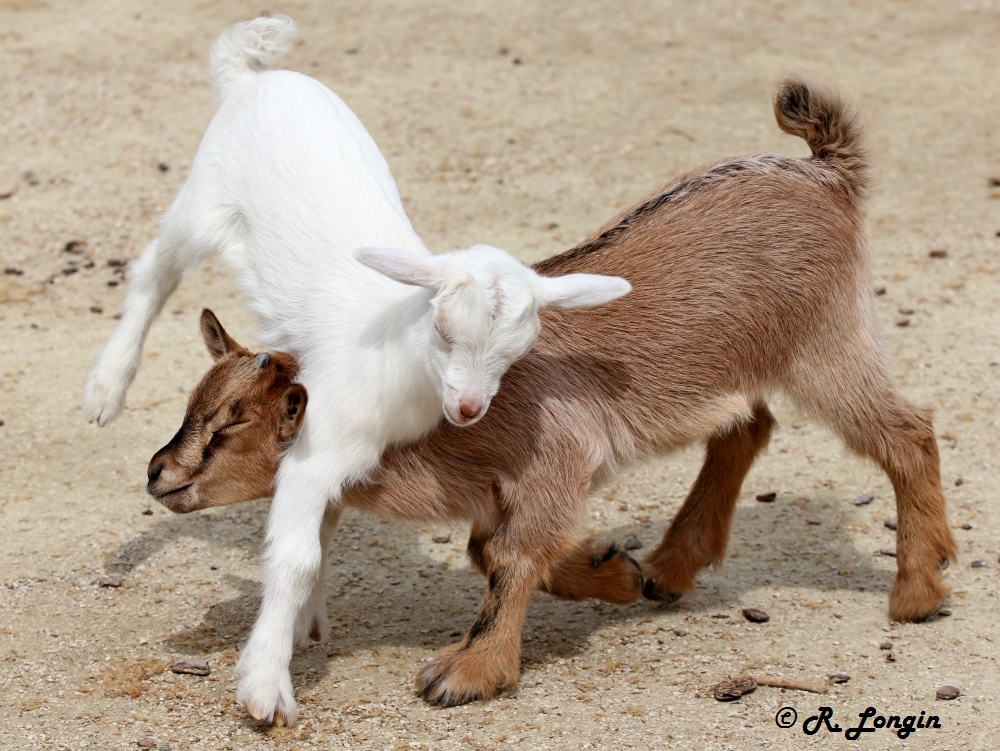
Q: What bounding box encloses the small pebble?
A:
[853,494,875,506]
[63,240,87,254]
[141,508,153,516]
[157,162,170,172]
[898,307,915,315]
[755,491,776,503]
[107,280,119,287]
[873,285,886,296]
[954,477,964,486]
[713,675,757,701]
[827,674,851,685]
[971,560,986,568]
[61,267,79,275]
[431,532,451,544]
[928,249,948,258]
[885,652,896,663]
[624,536,643,550]
[673,628,686,637]
[99,575,123,588]
[210,565,218,571]
[3,267,23,275]
[884,517,897,530]
[936,685,961,700]
[961,523,972,530]
[618,502,628,511]
[896,319,910,327]
[137,740,155,749]
[742,608,770,623]
[170,658,210,676]
[880,640,893,650]
[711,613,729,619]
[107,258,126,267]
[89,306,103,314]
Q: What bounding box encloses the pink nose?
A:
[459,397,483,420]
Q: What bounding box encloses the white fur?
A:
[83,16,629,726]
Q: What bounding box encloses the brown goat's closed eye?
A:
[152,77,955,711]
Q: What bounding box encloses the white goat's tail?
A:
[209,15,297,102]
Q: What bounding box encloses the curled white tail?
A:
[210,15,297,102]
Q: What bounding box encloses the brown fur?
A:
[146,310,302,513]
[149,78,956,706]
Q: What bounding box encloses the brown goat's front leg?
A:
[470,529,643,605]
[416,558,536,707]
[643,403,775,602]
[542,541,645,604]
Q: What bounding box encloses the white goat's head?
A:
[356,244,630,426]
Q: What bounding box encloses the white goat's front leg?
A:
[236,464,330,726]
[293,504,342,646]
[83,237,184,425]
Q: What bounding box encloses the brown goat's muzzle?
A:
[149,482,202,514]
[146,447,204,513]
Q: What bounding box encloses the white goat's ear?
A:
[355,247,442,290]
[535,273,632,310]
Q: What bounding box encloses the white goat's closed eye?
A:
[535,273,632,310]
[355,247,441,290]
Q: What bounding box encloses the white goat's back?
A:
[166,68,427,353]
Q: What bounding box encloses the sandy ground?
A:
[2,1,1000,749]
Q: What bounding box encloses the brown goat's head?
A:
[146,310,305,513]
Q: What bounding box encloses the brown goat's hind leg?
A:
[785,333,956,621]
[881,424,956,622]
[543,541,645,604]
[643,403,776,602]
[795,386,953,620]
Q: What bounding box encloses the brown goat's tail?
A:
[774,76,869,201]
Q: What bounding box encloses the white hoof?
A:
[83,370,127,426]
[235,663,298,726]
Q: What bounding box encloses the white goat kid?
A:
[83,16,629,725]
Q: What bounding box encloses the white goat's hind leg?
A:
[83,236,185,425]
[236,463,330,726]
[293,504,342,646]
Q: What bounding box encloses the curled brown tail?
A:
[774,76,869,201]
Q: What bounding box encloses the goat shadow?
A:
[104,475,901,696]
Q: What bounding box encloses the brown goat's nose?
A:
[148,463,163,484]
[459,399,482,420]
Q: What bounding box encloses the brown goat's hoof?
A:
[416,642,517,707]
[889,570,950,623]
[642,578,683,603]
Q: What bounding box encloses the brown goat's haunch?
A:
[149,78,955,708]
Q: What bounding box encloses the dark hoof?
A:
[643,578,682,603]
[621,551,643,573]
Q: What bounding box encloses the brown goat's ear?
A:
[278,384,308,441]
[201,309,242,361]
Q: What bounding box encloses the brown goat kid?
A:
[148,78,955,708]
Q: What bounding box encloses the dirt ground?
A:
[2,1,999,749]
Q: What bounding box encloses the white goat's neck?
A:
[295,280,443,463]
